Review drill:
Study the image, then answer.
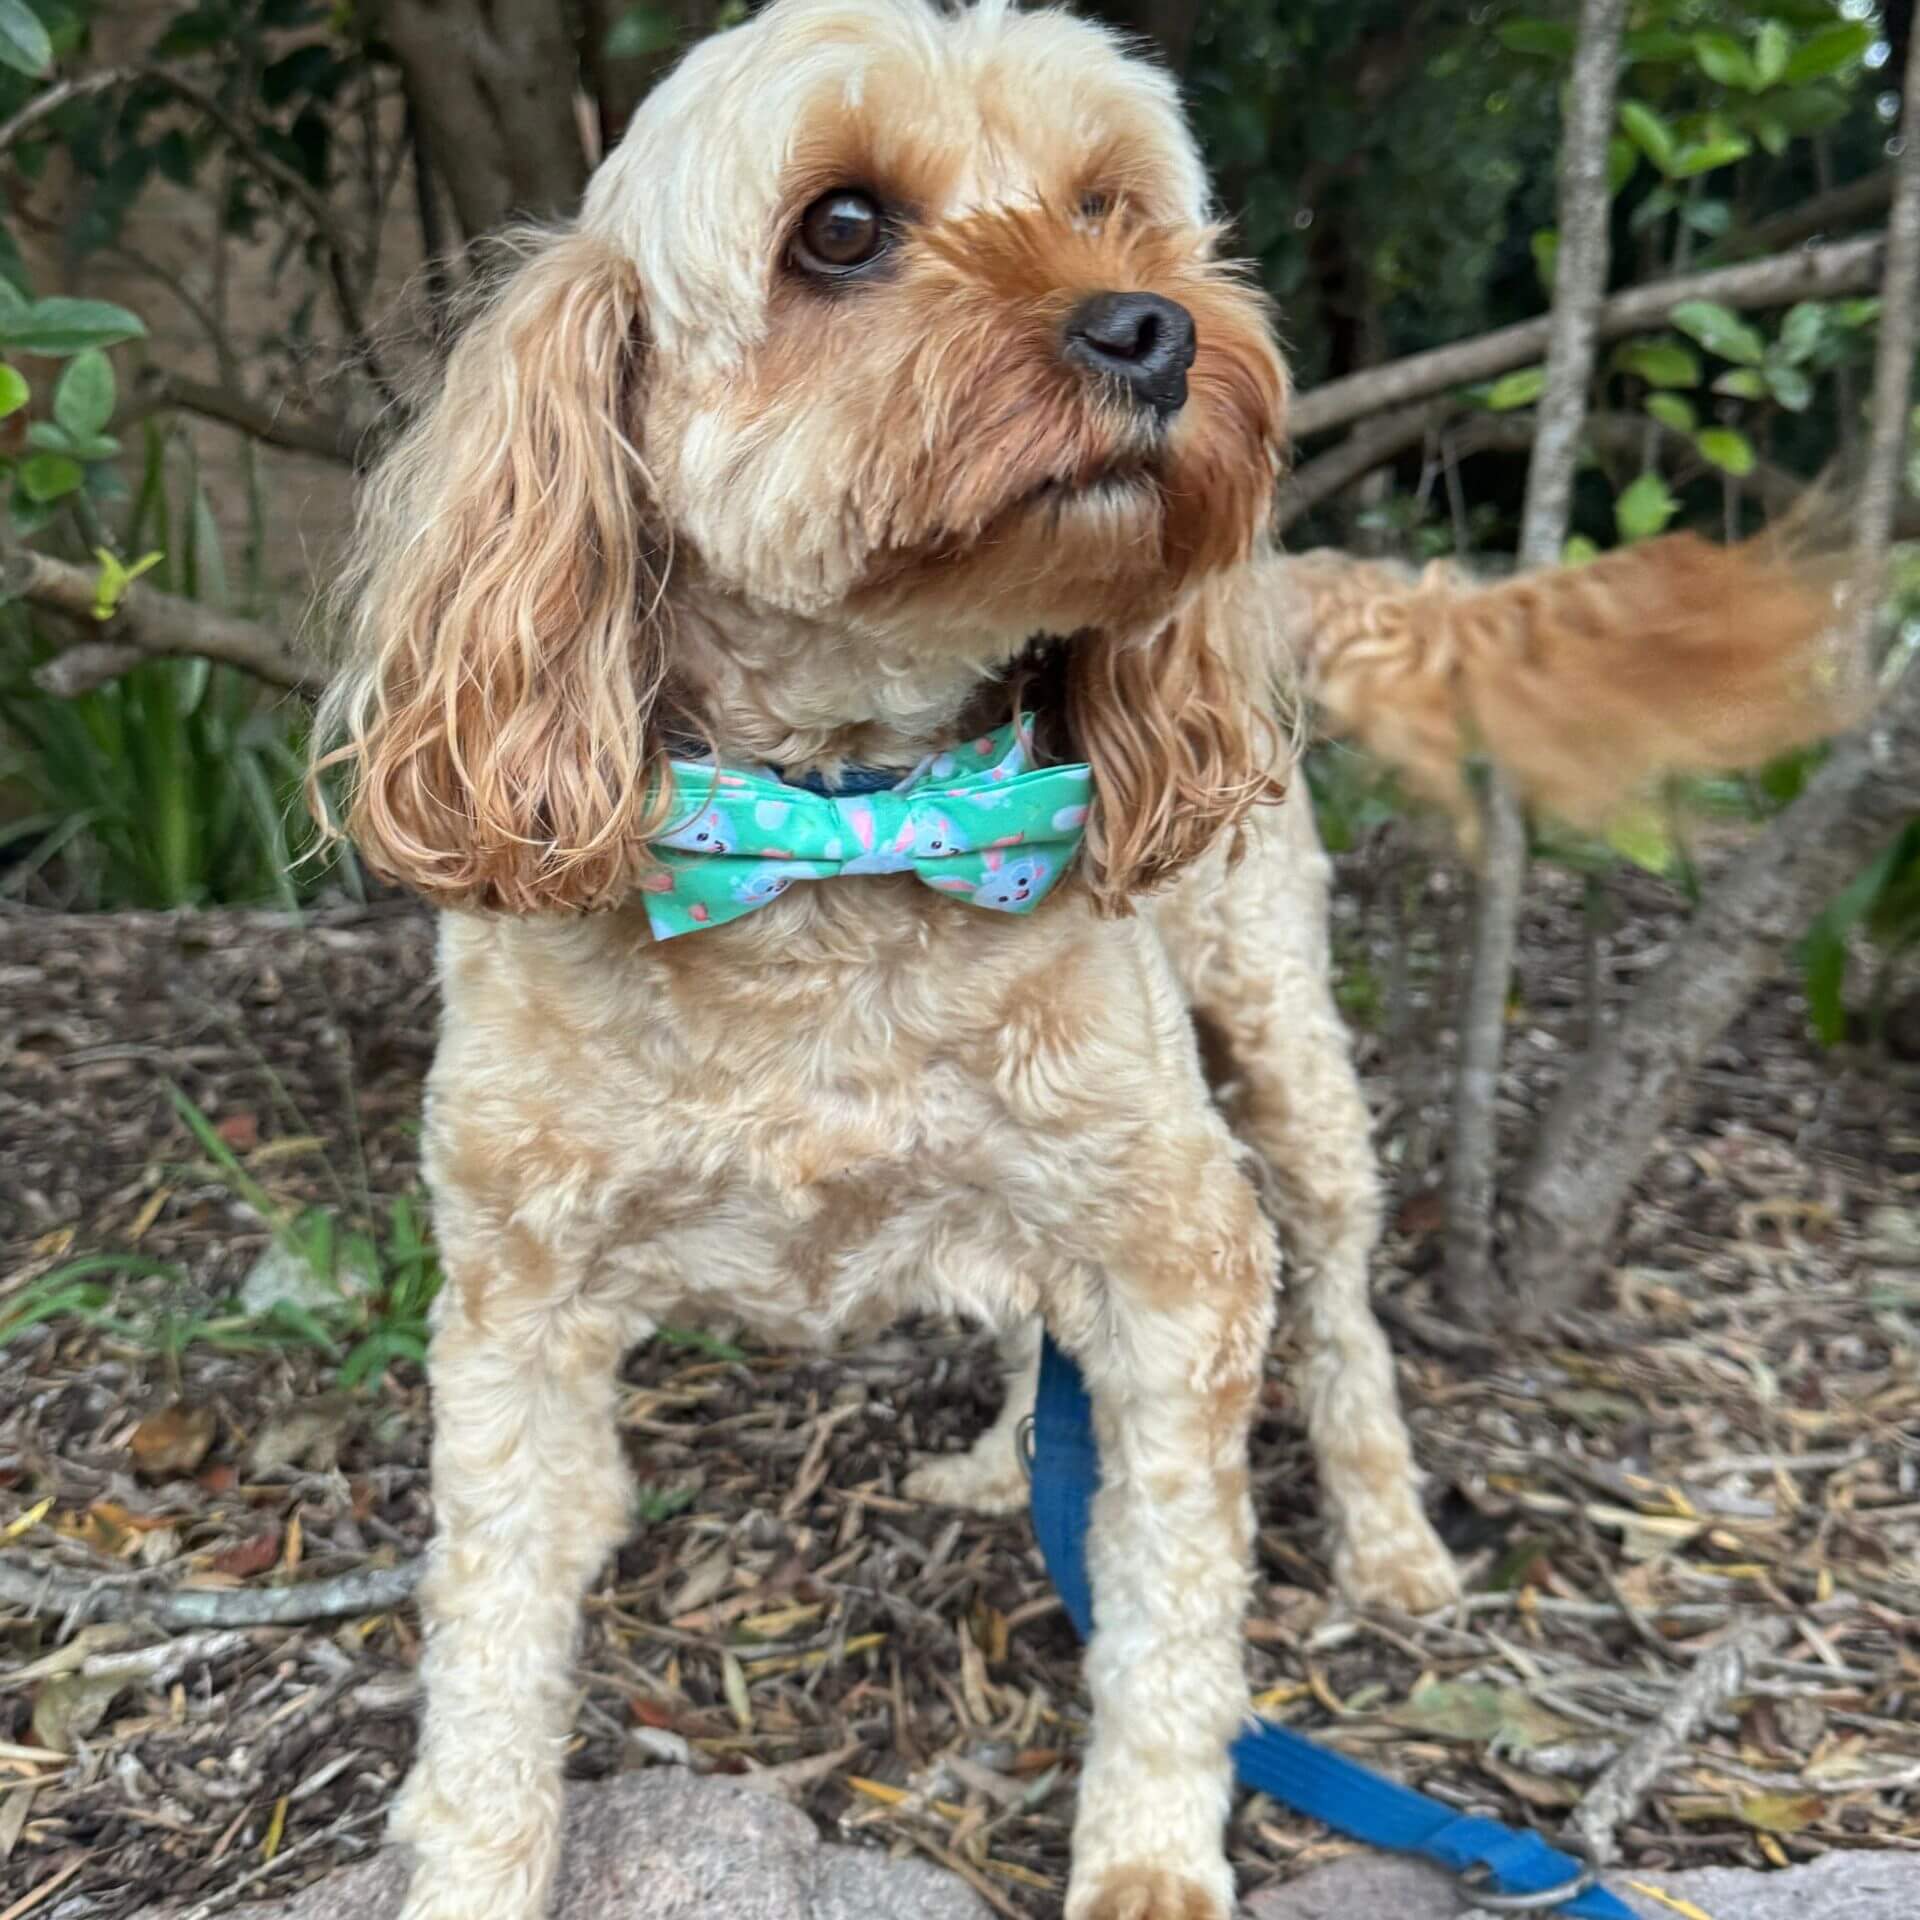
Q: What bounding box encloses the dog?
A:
[313,3,1843,1914]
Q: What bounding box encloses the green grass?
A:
[1,1087,440,1390]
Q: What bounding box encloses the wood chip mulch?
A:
[2,851,1918,1917]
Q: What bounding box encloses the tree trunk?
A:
[373,0,588,239]
[1510,18,1920,1315]
[1443,0,1628,1316]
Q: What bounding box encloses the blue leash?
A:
[1028,1334,1635,1919]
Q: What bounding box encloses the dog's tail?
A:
[1263,531,1857,828]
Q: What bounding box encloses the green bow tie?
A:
[640,720,1092,938]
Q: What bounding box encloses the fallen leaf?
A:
[1480,1753,1582,1809]
[209,1528,282,1578]
[1627,1883,1720,1920]
[1394,1188,1446,1237]
[249,1395,353,1475]
[1736,1790,1825,1834]
[261,1792,288,1861]
[126,1186,171,1243]
[215,1111,260,1151]
[130,1404,217,1481]
[31,1671,124,1752]
[2,1497,51,1540]
[1387,1681,1575,1753]
[722,1650,753,1733]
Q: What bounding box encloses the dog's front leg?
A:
[393,1263,633,1920]
[1063,1145,1278,1920]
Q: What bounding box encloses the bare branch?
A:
[1291,236,1886,440]
[0,544,324,694]
[0,1554,418,1629]
[1571,1617,1791,1868]
[118,370,369,465]
[0,69,126,151]
[1445,0,1628,1316]
[1284,406,1920,539]
[1278,401,1451,530]
[1720,170,1893,260]
[34,640,149,697]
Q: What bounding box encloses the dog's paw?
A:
[903,1447,1027,1516]
[1333,1511,1460,1614]
[1067,1865,1229,1920]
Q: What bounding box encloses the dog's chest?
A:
[435,907,1080,1343]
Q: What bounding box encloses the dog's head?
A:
[320,0,1289,913]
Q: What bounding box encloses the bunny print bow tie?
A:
[640,719,1092,939]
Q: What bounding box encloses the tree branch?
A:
[1444,0,1628,1318]
[12,65,400,404]
[1283,406,1920,538]
[1718,171,1893,260]
[1510,23,1920,1314]
[0,69,126,151]
[0,544,324,694]
[1290,236,1886,439]
[117,370,369,465]
[0,1554,418,1629]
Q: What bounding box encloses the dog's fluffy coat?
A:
[315,4,1844,1915]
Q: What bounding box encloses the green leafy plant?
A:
[1801,821,1920,1047]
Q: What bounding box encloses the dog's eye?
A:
[1078,190,1112,223]
[793,190,888,276]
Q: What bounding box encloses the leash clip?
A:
[1015,1414,1036,1482]
[1456,1862,1598,1913]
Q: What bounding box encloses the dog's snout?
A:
[1062,292,1197,419]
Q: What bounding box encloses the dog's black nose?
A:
[1062,292,1197,419]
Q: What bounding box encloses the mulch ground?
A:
[3,845,1919,1918]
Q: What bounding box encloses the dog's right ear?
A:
[313,230,674,913]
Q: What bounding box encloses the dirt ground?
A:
[3,846,1919,1917]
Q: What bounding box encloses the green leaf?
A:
[1799,827,1920,1045]
[91,546,163,620]
[1624,27,1691,65]
[1712,367,1768,399]
[604,4,679,58]
[1562,534,1600,568]
[1531,228,1558,294]
[18,450,82,502]
[1615,471,1679,542]
[1619,100,1678,175]
[0,0,53,76]
[1614,338,1701,388]
[1669,299,1765,366]
[53,348,114,439]
[1693,32,1756,91]
[1644,392,1697,433]
[1695,427,1755,475]
[1671,133,1752,178]
[1765,362,1813,411]
[0,295,146,355]
[1607,136,1639,194]
[1752,113,1791,158]
[1783,22,1874,85]
[1497,18,1574,59]
[1833,298,1880,329]
[1776,302,1826,366]
[0,361,27,418]
[1485,366,1546,411]
[1606,806,1675,876]
[1753,21,1791,90]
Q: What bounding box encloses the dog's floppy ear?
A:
[313,230,673,913]
[1067,571,1294,911]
